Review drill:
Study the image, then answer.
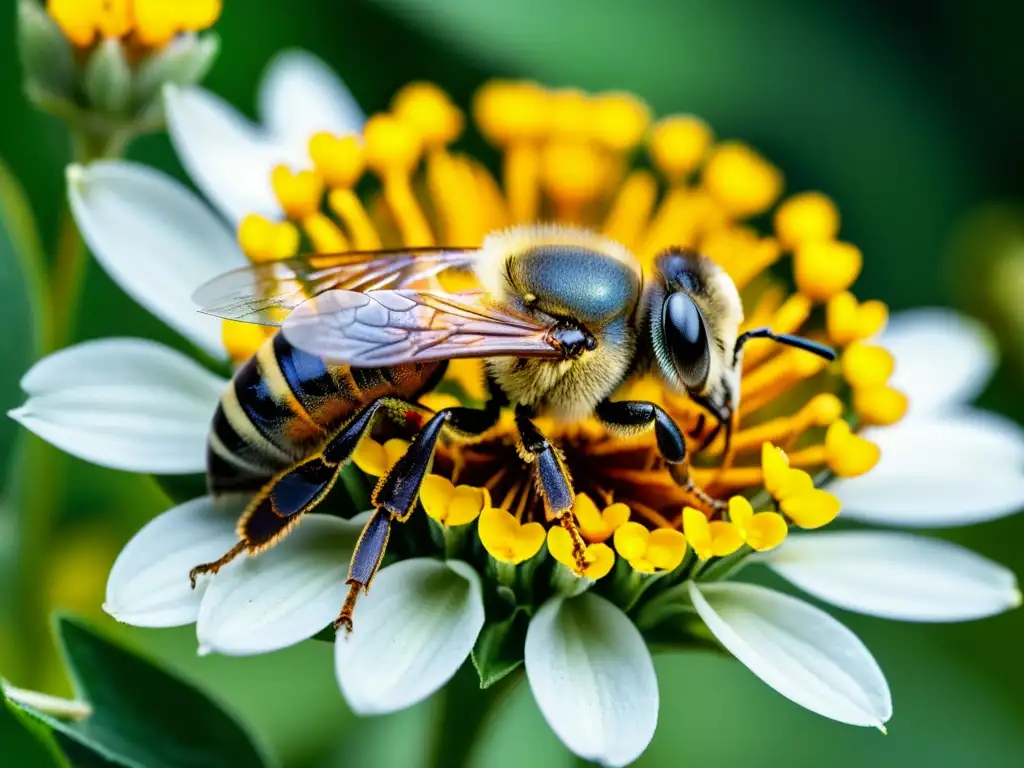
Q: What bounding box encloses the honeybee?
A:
[191,225,834,630]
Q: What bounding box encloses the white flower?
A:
[66,50,363,359]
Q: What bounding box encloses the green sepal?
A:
[7,616,272,768]
[17,0,73,103]
[134,35,220,113]
[471,607,529,689]
[83,40,132,115]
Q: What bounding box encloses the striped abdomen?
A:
[207,332,443,494]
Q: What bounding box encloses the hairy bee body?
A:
[207,332,444,495]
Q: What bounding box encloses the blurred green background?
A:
[2,0,1024,765]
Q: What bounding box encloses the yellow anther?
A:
[780,488,841,529]
[727,496,788,552]
[309,133,366,189]
[612,522,686,573]
[702,141,783,218]
[854,384,908,427]
[392,82,464,148]
[602,170,658,250]
[48,0,102,46]
[682,507,742,560]
[806,393,845,426]
[826,292,888,346]
[774,191,840,249]
[573,493,630,543]
[761,443,793,498]
[364,113,424,175]
[326,189,381,251]
[473,80,550,145]
[639,188,725,264]
[825,420,881,477]
[236,214,299,263]
[96,0,131,39]
[738,293,812,368]
[648,115,713,181]
[547,527,615,579]
[704,228,781,288]
[270,166,323,220]
[352,437,408,477]
[221,321,270,364]
[842,342,895,389]
[590,92,651,151]
[548,89,593,138]
[793,240,863,302]
[301,213,348,253]
[541,140,609,204]
[420,475,489,527]
[479,508,546,565]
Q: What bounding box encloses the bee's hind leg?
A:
[190,397,415,588]
[595,398,726,514]
[337,400,501,632]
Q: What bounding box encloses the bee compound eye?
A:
[662,291,711,388]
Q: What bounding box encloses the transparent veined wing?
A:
[282,289,565,366]
[193,248,479,325]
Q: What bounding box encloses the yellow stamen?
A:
[428,151,490,246]
[479,507,546,565]
[573,493,630,543]
[547,527,615,579]
[854,384,908,427]
[48,0,102,46]
[327,190,381,251]
[774,191,840,249]
[301,213,349,252]
[704,228,781,289]
[504,143,542,224]
[842,342,895,389]
[612,522,686,572]
[823,420,881,477]
[780,489,841,529]
[682,507,742,560]
[237,214,299,263]
[648,115,713,183]
[730,393,843,454]
[363,114,433,247]
[222,321,272,364]
[602,170,658,251]
[727,496,787,552]
[391,83,463,149]
[352,437,409,477]
[134,0,221,47]
[826,291,888,346]
[271,166,324,221]
[309,132,366,189]
[473,81,550,145]
[639,188,724,263]
[740,348,831,415]
[793,240,863,302]
[702,142,783,218]
[541,140,610,220]
[740,294,812,368]
[420,475,489,527]
[591,92,651,152]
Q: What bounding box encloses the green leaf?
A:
[471,608,529,688]
[10,617,272,768]
[0,694,68,768]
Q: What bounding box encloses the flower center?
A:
[229,79,909,577]
[47,0,221,50]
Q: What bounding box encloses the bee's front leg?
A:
[595,399,726,513]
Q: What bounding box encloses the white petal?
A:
[335,559,483,714]
[10,338,224,474]
[525,593,658,768]
[689,581,891,729]
[882,308,997,415]
[164,85,284,224]
[67,161,244,357]
[761,532,1021,622]
[258,50,364,168]
[833,410,1024,527]
[197,515,363,655]
[104,495,246,627]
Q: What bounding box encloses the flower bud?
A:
[134,34,220,113]
[83,39,132,115]
[17,0,73,104]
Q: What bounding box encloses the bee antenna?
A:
[734,327,836,366]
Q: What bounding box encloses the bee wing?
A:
[282,289,564,366]
[193,248,479,326]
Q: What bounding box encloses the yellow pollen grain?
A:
[479,507,546,565]
[774,191,840,249]
[793,240,863,302]
[648,115,713,182]
[392,82,464,149]
[573,493,630,543]
[702,141,783,218]
[826,292,889,346]
[842,342,895,389]
[854,384,908,427]
[271,166,324,221]
[237,214,299,263]
[547,527,615,579]
[591,92,652,151]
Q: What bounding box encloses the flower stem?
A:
[428,662,518,768]
[49,198,85,349]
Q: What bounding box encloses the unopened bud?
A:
[135,33,220,112]
[18,0,73,103]
[83,39,132,115]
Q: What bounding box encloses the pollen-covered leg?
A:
[190,396,417,588]
[338,402,501,631]
[596,398,726,513]
[514,405,588,570]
